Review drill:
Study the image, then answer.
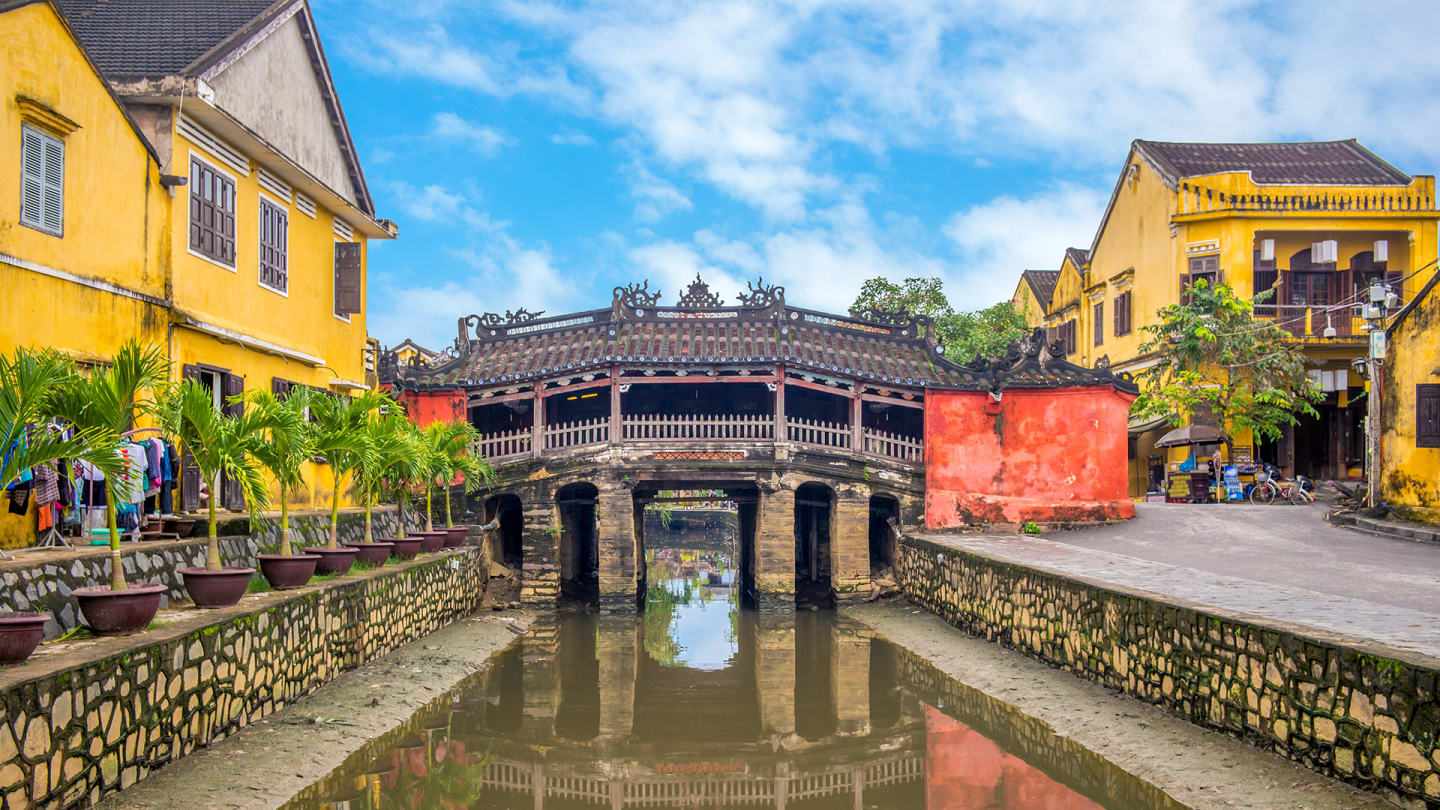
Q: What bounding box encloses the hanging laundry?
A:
[32,462,60,506]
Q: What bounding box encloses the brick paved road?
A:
[915,503,1440,660]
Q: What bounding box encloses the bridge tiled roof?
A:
[388,277,1135,394]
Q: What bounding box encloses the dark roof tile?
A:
[1135,139,1410,186]
[55,0,279,80]
[1020,270,1060,308]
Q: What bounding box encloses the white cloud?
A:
[628,165,692,222]
[431,112,512,155]
[943,184,1107,304]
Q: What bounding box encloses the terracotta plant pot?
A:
[257,554,321,589]
[344,541,395,566]
[163,517,198,537]
[180,567,255,608]
[303,547,358,576]
[0,613,49,664]
[388,537,423,560]
[409,532,446,554]
[441,526,470,548]
[74,584,166,634]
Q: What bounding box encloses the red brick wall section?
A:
[923,386,1136,528]
[396,389,467,427]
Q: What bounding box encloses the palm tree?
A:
[354,407,422,543]
[48,341,167,590]
[247,387,315,556]
[417,421,477,532]
[158,379,268,570]
[310,391,383,548]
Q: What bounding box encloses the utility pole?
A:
[1363,280,1397,508]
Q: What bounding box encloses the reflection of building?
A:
[1007,139,1440,494]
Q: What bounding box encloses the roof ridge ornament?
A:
[614,280,662,309]
[736,277,785,308]
[848,306,915,328]
[676,274,724,308]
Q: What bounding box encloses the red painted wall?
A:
[924,386,1135,528]
[395,388,466,428]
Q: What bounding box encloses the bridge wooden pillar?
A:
[754,484,795,610]
[831,485,872,603]
[531,387,544,459]
[597,480,638,612]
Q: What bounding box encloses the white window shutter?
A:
[41,135,63,234]
[1374,240,1388,262]
[19,128,45,230]
[1260,238,1275,261]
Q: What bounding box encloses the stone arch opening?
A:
[556,482,600,604]
[795,482,834,604]
[868,494,900,575]
[484,493,524,571]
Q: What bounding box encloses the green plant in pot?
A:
[0,347,124,655]
[378,416,427,560]
[159,379,268,608]
[308,391,382,573]
[423,420,492,547]
[248,387,323,589]
[49,341,171,634]
[346,400,416,565]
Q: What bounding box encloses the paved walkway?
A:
[915,503,1440,662]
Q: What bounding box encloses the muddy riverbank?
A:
[94,612,533,810]
[847,602,1389,810]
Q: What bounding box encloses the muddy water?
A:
[280,547,1196,810]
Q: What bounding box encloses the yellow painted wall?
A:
[1010,280,1045,328]
[1382,272,1440,522]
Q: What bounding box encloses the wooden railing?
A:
[544,417,610,451]
[472,428,532,462]
[863,428,924,463]
[623,413,774,442]
[472,414,925,466]
[787,417,851,450]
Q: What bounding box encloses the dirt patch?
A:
[95,610,533,810]
[846,601,1390,810]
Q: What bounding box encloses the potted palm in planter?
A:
[161,379,268,608]
[427,420,492,548]
[0,347,124,658]
[249,388,322,589]
[385,419,427,560]
[308,391,382,574]
[347,406,417,565]
[410,422,460,553]
[50,341,172,634]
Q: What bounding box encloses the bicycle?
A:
[1248,465,1315,505]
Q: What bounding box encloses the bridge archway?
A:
[868,493,900,575]
[484,493,524,571]
[795,482,834,603]
[556,482,600,604]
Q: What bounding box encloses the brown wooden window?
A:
[1253,250,1278,316]
[259,197,287,293]
[1057,320,1077,355]
[1182,254,1219,304]
[1114,292,1133,336]
[1419,384,1440,449]
[189,158,235,265]
[334,242,362,317]
[1093,301,1104,345]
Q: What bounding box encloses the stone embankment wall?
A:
[0,508,423,638]
[0,544,487,809]
[896,534,1440,808]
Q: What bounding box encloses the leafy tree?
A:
[1131,280,1323,455]
[849,276,1028,360]
[158,379,268,570]
[310,391,383,548]
[49,341,167,589]
[247,387,315,557]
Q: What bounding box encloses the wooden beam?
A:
[774,364,786,441]
[613,374,777,385]
[469,389,535,406]
[784,376,855,398]
[859,393,924,410]
[538,379,612,399]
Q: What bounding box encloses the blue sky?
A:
[310,1,1440,351]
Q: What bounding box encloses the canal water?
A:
[281,542,1186,810]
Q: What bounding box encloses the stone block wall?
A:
[0,547,488,809]
[0,508,424,639]
[897,534,1440,807]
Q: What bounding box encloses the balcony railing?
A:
[1262,304,1364,339]
[472,413,923,467]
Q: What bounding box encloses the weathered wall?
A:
[0,546,488,809]
[923,387,1135,529]
[897,533,1440,807]
[396,388,467,427]
[0,508,422,639]
[1382,272,1440,524]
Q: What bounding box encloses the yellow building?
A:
[391,339,438,368]
[1011,269,1058,328]
[1382,270,1440,523]
[1012,139,1439,496]
[0,0,393,545]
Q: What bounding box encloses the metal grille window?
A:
[189,158,236,266]
[1419,385,1440,449]
[19,124,63,235]
[259,197,288,293]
